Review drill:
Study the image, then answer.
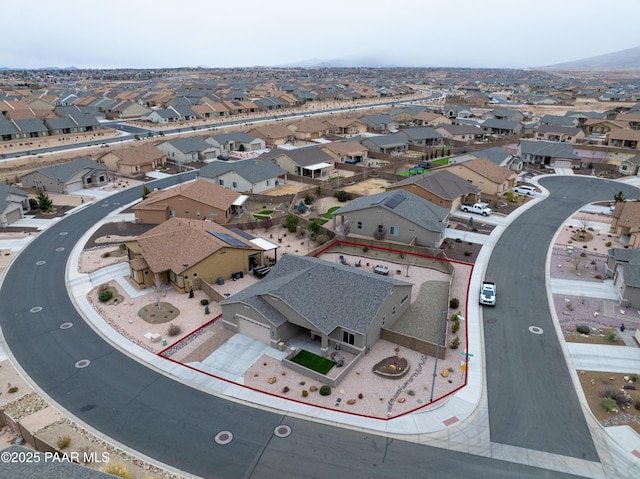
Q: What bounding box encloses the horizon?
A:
[2,0,640,71]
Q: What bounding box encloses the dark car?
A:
[217,154,230,161]
[416,162,430,169]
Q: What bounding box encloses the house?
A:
[606,247,640,306]
[21,158,109,193]
[440,158,518,197]
[220,254,413,361]
[387,105,427,123]
[286,118,330,140]
[583,119,627,142]
[397,127,443,148]
[518,140,583,169]
[360,133,409,154]
[481,118,522,136]
[443,106,474,119]
[133,179,248,225]
[358,114,398,133]
[535,124,584,144]
[205,132,266,153]
[99,143,166,176]
[125,217,264,293]
[413,111,452,127]
[324,118,368,137]
[332,189,449,248]
[618,154,640,176]
[610,201,640,248]
[156,137,218,163]
[470,147,523,171]
[386,169,482,211]
[539,115,579,127]
[199,158,288,194]
[105,100,151,120]
[606,128,640,150]
[0,183,30,227]
[485,108,525,123]
[435,124,483,143]
[141,107,182,124]
[0,114,21,141]
[320,141,368,164]
[258,147,334,179]
[247,124,295,147]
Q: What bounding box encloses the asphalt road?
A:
[484,175,639,459]
[0,172,615,478]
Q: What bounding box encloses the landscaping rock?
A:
[576,325,591,334]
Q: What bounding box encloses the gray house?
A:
[199,158,287,194]
[517,140,582,169]
[157,137,218,163]
[21,158,109,193]
[205,132,266,153]
[358,114,398,132]
[607,248,640,306]
[221,254,412,359]
[332,190,449,248]
[397,127,443,148]
[0,183,30,226]
[360,133,409,154]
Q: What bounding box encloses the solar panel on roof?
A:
[207,230,250,247]
[232,101,242,107]
[385,193,406,209]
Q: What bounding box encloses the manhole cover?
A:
[529,326,543,335]
[36,260,46,265]
[75,359,91,369]
[55,247,65,252]
[60,322,73,330]
[274,425,291,438]
[214,431,233,445]
[30,307,42,313]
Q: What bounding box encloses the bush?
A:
[304,194,313,205]
[452,320,460,333]
[362,246,369,253]
[8,386,18,393]
[98,290,113,302]
[316,234,330,244]
[319,385,332,396]
[464,251,472,256]
[101,251,111,258]
[450,337,461,349]
[285,214,299,233]
[449,298,460,309]
[606,331,618,341]
[302,390,309,397]
[601,397,617,412]
[102,463,131,479]
[601,388,633,409]
[200,299,209,306]
[56,435,71,450]
[167,323,181,337]
[605,242,612,247]
[335,190,349,202]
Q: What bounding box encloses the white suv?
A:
[514,185,536,196]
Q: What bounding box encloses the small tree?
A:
[308,220,321,237]
[614,191,625,203]
[238,144,246,152]
[141,185,151,200]
[36,190,53,212]
[335,190,349,202]
[285,214,299,233]
[263,217,273,232]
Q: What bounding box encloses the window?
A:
[342,330,355,345]
[401,294,409,305]
[219,179,224,186]
[232,181,238,188]
[357,221,362,229]
[99,175,105,182]
[169,210,175,217]
[196,211,201,217]
[390,226,398,236]
[266,180,271,186]
[86,177,92,184]
[184,210,189,215]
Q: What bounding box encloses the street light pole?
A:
[430,309,446,403]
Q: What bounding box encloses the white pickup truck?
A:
[479,281,496,306]
[461,203,492,216]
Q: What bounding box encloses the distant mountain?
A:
[538,46,640,71]
[280,56,401,68]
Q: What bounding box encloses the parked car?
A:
[461,203,492,216]
[217,154,230,161]
[416,162,430,169]
[514,185,536,196]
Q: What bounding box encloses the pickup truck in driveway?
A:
[461,203,492,216]
[480,281,496,306]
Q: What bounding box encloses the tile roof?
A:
[134,179,241,212]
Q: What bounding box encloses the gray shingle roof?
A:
[259,146,334,167]
[519,140,581,159]
[199,158,286,184]
[391,169,481,200]
[332,189,449,234]
[471,147,513,165]
[224,255,411,335]
[33,157,106,181]
[397,127,442,141]
[0,183,27,214]
[161,137,212,153]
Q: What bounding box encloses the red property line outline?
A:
[157,241,474,421]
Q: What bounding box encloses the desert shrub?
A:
[56,435,71,450]
[319,385,332,396]
[302,390,309,397]
[606,331,618,341]
[102,463,131,478]
[454,238,462,243]
[309,385,318,392]
[8,386,18,393]
[316,234,330,244]
[285,214,299,232]
[601,397,617,412]
[464,251,472,256]
[452,320,460,333]
[450,337,461,349]
[119,243,127,251]
[304,194,313,205]
[98,290,113,302]
[282,386,289,394]
[362,246,369,253]
[101,251,111,258]
[449,298,460,308]
[200,299,209,306]
[358,393,363,399]
[601,388,633,409]
[605,241,612,247]
[335,190,349,202]
[167,323,181,337]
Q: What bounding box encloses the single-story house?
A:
[518,140,583,169]
[469,146,523,171]
[535,124,585,144]
[21,158,109,193]
[323,118,368,137]
[99,143,166,176]
[0,183,30,227]
[247,124,295,147]
[358,114,398,132]
[386,169,482,211]
[607,128,640,150]
[125,217,264,293]
[156,137,218,163]
[286,118,330,140]
[320,141,368,164]
[610,201,640,248]
[258,147,334,179]
[439,157,518,197]
[199,158,288,194]
[397,127,443,148]
[360,133,409,155]
[133,179,247,225]
[435,124,483,143]
[618,154,640,176]
[413,111,452,127]
[205,132,266,153]
[220,254,413,361]
[105,100,151,120]
[481,118,522,136]
[331,189,449,248]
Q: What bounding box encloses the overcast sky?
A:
[3,0,639,70]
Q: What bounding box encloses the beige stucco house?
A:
[440,158,518,197]
[99,143,166,176]
[610,201,640,248]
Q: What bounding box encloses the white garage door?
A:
[66,180,83,192]
[553,160,572,169]
[238,316,271,344]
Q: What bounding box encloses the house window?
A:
[173,273,179,283]
[196,211,201,217]
[193,273,198,284]
[86,177,92,184]
[219,179,224,186]
[342,330,355,345]
[357,221,362,229]
[390,226,398,236]
[401,294,409,304]
[622,165,628,171]
[99,175,105,182]
[232,181,238,188]
[266,180,271,186]
[184,210,189,215]
[169,210,175,217]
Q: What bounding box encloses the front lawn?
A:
[290,350,335,374]
[320,206,341,219]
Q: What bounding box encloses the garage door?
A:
[5,208,22,225]
[238,316,271,344]
[66,180,83,192]
[553,160,572,169]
